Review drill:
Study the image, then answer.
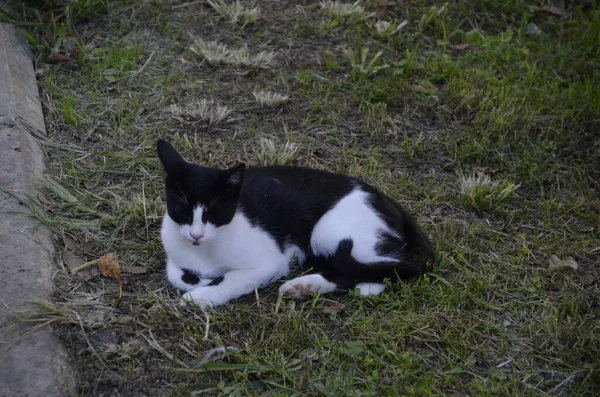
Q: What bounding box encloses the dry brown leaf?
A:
[320,303,344,315]
[473,166,490,174]
[98,253,121,280]
[98,253,123,307]
[548,255,578,271]
[238,155,258,167]
[45,51,74,64]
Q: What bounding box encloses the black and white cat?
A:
[157,139,434,308]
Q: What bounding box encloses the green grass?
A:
[4,0,599,395]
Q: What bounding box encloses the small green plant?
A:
[373,20,408,39]
[207,0,261,28]
[346,47,388,76]
[458,172,520,213]
[360,102,389,135]
[419,2,448,32]
[317,18,339,37]
[190,38,276,68]
[401,134,425,159]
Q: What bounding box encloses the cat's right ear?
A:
[157,139,185,174]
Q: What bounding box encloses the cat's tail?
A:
[331,231,434,287]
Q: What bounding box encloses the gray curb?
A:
[0,23,77,397]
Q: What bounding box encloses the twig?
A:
[143,330,189,368]
[128,51,155,82]
[71,258,99,273]
[203,310,210,341]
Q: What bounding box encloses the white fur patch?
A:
[310,188,400,263]
[356,282,386,296]
[162,209,298,307]
[279,274,338,297]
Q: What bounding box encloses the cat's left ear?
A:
[222,164,245,195]
[157,139,186,174]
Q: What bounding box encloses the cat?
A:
[157,139,434,308]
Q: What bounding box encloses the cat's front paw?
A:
[180,287,226,309]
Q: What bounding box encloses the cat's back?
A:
[240,166,357,209]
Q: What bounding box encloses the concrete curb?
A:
[0,23,77,397]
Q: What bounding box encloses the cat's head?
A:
[157,139,245,245]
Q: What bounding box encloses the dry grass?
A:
[458,172,520,213]
[254,138,300,166]
[166,100,235,125]
[207,0,260,28]
[189,38,276,68]
[252,91,289,107]
[319,1,374,21]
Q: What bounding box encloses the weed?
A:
[345,47,388,76]
[252,91,289,107]
[207,0,260,28]
[373,19,408,39]
[189,38,277,68]
[166,100,235,125]
[254,138,300,166]
[458,172,520,213]
[418,2,448,32]
[319,1,375,23]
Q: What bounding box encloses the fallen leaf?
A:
[549,255,578,271]
[45,51,74,64]
[62,250,85,271]
[98,253,123,307]
[238,155,258,167]
[320,303,344,315]
[98,253,121,280]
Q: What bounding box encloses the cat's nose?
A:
[190,232,204,241]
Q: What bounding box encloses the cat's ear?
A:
[157,139,185,174]
[221,164,245,195]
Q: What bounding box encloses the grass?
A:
[189,38,277,68]
[166,100,235,125]
[458,172,520,214]
[207,0,261,28]
[252,91,290,107]
[254,138,300,166]
[4,0,599,395]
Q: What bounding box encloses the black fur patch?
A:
[181,268,200,285]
